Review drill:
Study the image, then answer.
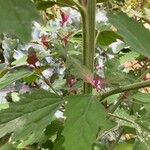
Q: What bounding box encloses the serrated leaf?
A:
[67,57,94,83]
[120,51,140,64]
[133,139,148,150]
[132,92,150,103]
[135,112,150,149]
[0,0,39,41]
[63,95,115,150]
[105,58,134,86]
[108,11,150,57]
[0,89,64,147]
[0,69,33,90]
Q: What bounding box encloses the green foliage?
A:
[97,31,121,46]
[114,143,133,150]
[108,11,150,57]
[120,51,140,64]
[35,0,74,10]
[0,0,150,149]
[0,144,16,150]
[135,112,150,149]
[132,92,150,103]
[0,90,64,147]
[35,0,108,10]
[63,95,115,150]
[0,0,39,41]
[105,58,134,86]
[133,139,148,150]
[0,69,33,89]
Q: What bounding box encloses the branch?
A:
[108,113,134,124]
[40,73,62,99]
[135,68,150,82]
[100,79,150,101]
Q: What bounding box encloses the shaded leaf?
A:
[53,135,65,150]
[97,31,121,46]
[133,139,148,150]
[45,119,64,137]
[0,0,39,41]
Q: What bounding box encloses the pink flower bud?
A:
[60,11,70,26]
[66,77,77,88]
[85,74,106,90]
[92,75,106,90]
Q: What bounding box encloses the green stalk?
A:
[81,0,96,93]
[100,79,150,101]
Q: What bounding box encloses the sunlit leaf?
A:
[0,90,64,147]
[108,11,150,57]
[63,95,115,150]
[0,69,33,90]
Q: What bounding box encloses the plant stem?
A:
[135,68,150,82]
[95,30,100,46]
[81,0,96,94]
[40,73,62,98]
[108,113,134,124]
[109,96,124,113]
[100,79,150,101]
[108,69,150,113]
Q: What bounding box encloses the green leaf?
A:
[35,0,108,10]
[97,0,108,2]
[114,143,133,150]
[53,135,65,150]
[0,144,16,150]
[45,119,64,137]
[105,58,134,86]
[135,112,150,149]
[132,92,150,103]
[0,89,64,147]
[0,103,9,110]
[133,139,148,150]
[63,95,115,150]
[0,0,39,41]
[120,51,140,64]
[108,11,150,57]
[0,69,33,90]
[67,57,93,83]
[11,55,27,66]
[35,0,74,10]
[97,31,121,46]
